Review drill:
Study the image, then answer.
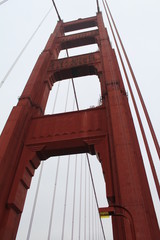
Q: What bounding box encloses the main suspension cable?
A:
[51,0,62,21]
[102,0,160,200]
[0,6,53,89]
[0,0,8,6]
[96,0,100,12]
[103,0,160,160]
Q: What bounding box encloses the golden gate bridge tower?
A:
[0,1,159,239]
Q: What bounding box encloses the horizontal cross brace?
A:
[25,107,107,159]
[59,30,99,49]
[63,16,97,33]
[48,52,101,81]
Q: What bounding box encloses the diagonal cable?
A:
[0,6,53,89]
[51,0,61,21]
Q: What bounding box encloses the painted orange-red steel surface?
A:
[97,13,159,239]
[0,12,159,240]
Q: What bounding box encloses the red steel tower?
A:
[0,12,159,240]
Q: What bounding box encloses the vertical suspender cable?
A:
[27,54,61,239]
[92,188,95,238]
[65,48,106,239]
[66,49,79,110]
[102,0,160,199]
[86,154,106,239]
[61,79,72,239]
[45,73,62,240]
[95,197,99,240]
[64,79,71,112]
[48,76,71,239]
[84,156,87,240]
[97,217,100,240]
[78,155,83,240]
[61,155,71,240]
[93,195,95,239]
[88,172,91,240]
[26,163,44,240]
[71,155,78,240]
[52,82,60,113]
[95,200,98,240]
[103,0,160,160]
[71,78,79,110]
[47,156,60,240]
[98,215,101,240]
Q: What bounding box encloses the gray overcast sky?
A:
[0,0,160,239]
